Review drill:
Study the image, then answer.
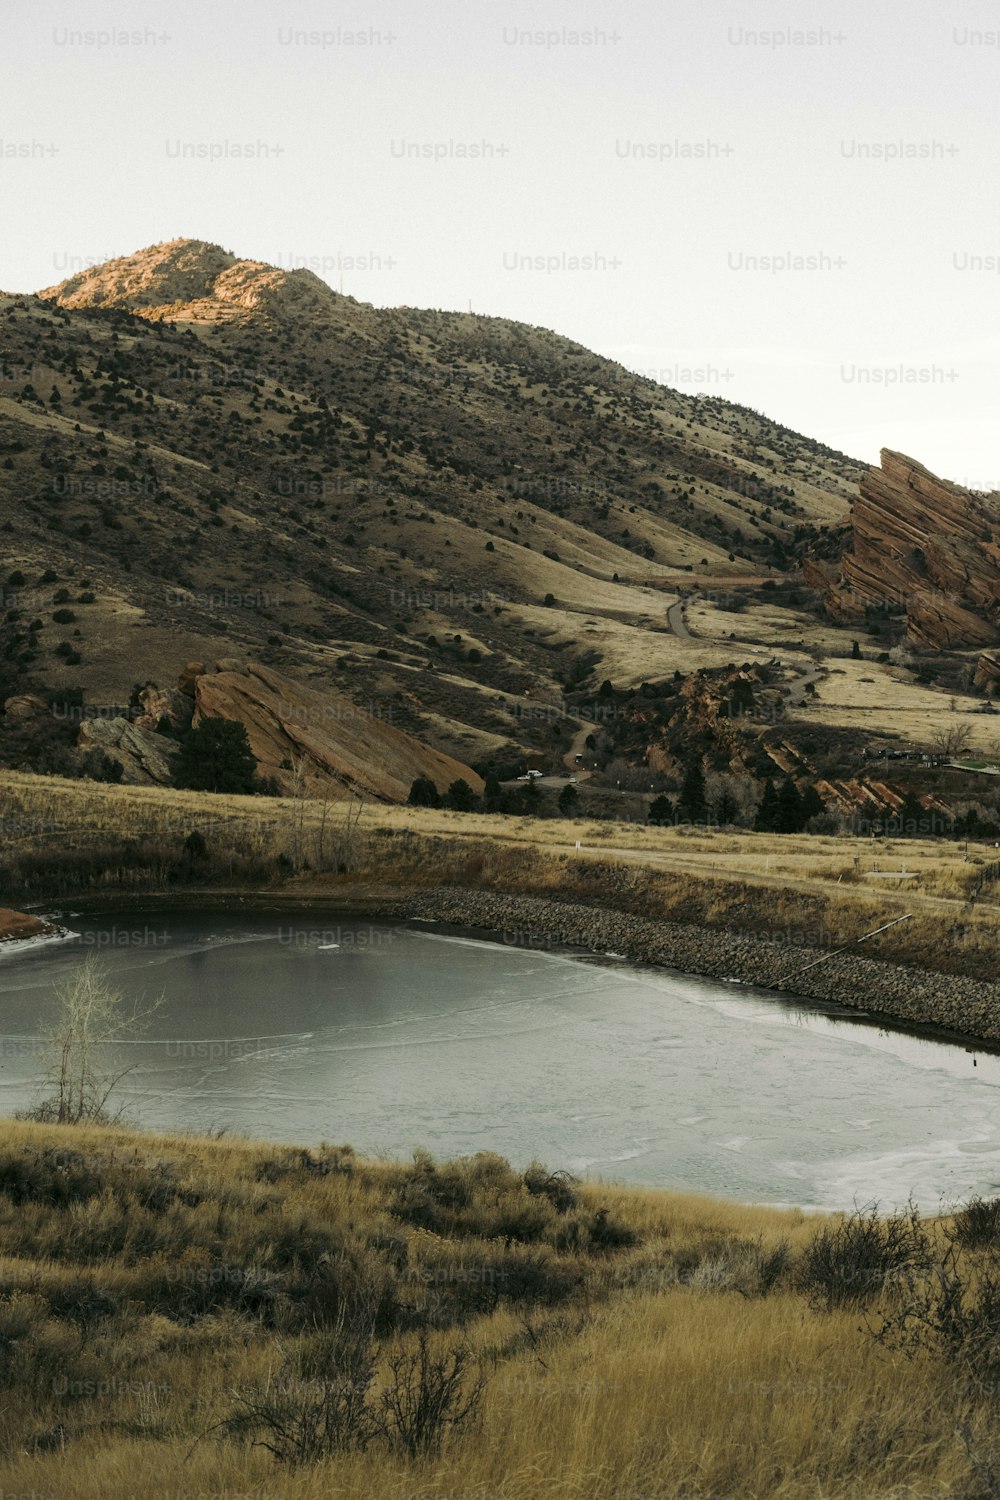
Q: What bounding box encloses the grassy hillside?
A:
[1,1117,999,1498]
[3,242,997,815]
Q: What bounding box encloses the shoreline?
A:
[38,879,1000,1052]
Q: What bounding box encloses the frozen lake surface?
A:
[0,906,997,1211]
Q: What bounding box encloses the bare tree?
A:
[29,955,161,1125]
[319,796,367,873]
[930,723,974,759]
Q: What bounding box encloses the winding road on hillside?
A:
[782,658,825,707]
[562,721,595,780]
[666,592,697,639]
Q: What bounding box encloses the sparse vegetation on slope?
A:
[0,1118,998,1498]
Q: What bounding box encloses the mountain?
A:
[6,237,996,805]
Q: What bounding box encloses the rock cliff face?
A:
[70,661,483,799]
[76,718,179,784]
[188,661,484,801]
[974,653,1000,694]
[821,450,1000,648]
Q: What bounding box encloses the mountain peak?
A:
[39,238,340,326]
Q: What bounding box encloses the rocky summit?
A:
[41,238,340,329]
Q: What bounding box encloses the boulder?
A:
[77,717,179,785]
[177,661,206,696]
[2,693,47,722]
[134,685,194,734]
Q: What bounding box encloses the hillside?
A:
[1,240,858,764]
[1,239,997,816]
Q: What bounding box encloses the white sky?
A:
[1,0,998,483]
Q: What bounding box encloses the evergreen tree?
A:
[483,774,503,812]
[754,777,779,832]
[800,784,826,827]
[649,794,675,826]
[677,757,707,823]
[776,777,806,833]
[443,778,477,812]
[173,718,260,794]
[897,789,925,836]
[714,788,739,825]
[407,775,441,808]
[557,782,579,817]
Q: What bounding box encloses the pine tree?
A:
[754,777,779,832]
[898,789,925,836]
[173,718,260,794]
[558,783,579,817]
[407,775,441,808]
[776,777,805,833]
[444,778,478,812]
[649,794,675,826]
[677,757,707,823]
[714,788,739,825]
[800,785,826,827]
[483,774,503,812]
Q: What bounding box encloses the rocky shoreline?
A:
[364,886,1000,1046]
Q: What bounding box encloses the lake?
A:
[0,905,997,1211]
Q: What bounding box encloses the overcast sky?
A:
[2,0,997,485]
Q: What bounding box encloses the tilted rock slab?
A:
[191,661,484,802]
[825,449,1000,648]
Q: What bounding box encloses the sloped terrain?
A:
[3,239,998,811]
[0,239,859,777]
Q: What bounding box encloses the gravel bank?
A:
[368,886,1000,1045]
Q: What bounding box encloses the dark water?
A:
[0,906,997,1211]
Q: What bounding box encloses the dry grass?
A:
[0,1116,995,1498]
[3,769,1000,979]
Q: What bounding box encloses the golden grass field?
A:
[0,1115,996,1500]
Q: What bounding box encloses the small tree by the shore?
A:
[26,955,161,1125]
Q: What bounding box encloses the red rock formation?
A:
[974,653,1000,694]
[824,450,1000,648]
[813,778,951,819]
[189,661,484,801]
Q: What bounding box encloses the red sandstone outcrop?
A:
[189,661,484,801]
[974,653,1000,694]
[133,685,194,734]
[813,778,950,819]
[823,450,1000,648]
